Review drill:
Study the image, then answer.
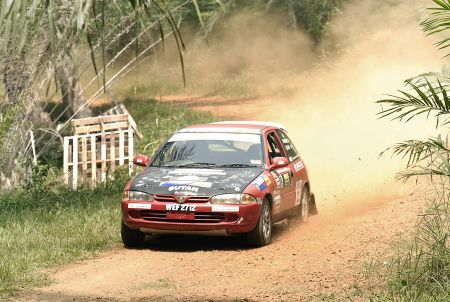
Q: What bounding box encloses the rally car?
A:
[121,121,317,247]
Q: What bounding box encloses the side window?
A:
[266,132,284,162]
[277,130,300,162]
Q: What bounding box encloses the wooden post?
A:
[29,130,37,165]
[119,131,125,166]
[101,133,107,182]
[110,133,116,173]
[81,136,88,185]
[63,137,69,185]
[90,134,97,187]
[72,136,78,189]
[128,129,134,175]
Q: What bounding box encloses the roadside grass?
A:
[0,175,126,297]
[367,188,450,301]
[0,98,218,297]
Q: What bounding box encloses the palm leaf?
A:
[377,78,450,126]
[381,136,450,182]
[192,0,207,35]
[380,136,449,167]
[421,0,450,56]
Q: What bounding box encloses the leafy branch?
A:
[377,77,450,127]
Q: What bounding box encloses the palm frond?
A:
[421,0,450,56]
[380,136,449,167]
[386,137,450,182]
[377,77,450,126]
[406,65,450,90]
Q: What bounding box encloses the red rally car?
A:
[121,121,317,247]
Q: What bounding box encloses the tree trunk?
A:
[56,59,92,119]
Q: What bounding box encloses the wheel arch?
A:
[304,181,318,216]
[264,193,273,208]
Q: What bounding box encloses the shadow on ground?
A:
[134,222,293,252]
[16,291,256,302]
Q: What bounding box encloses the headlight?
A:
[210,194,256,205]
[123,191,154,202]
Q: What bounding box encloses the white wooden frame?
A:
[63,129,134,188]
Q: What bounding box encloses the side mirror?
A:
[133,155,150,167]
[270,157,289,170]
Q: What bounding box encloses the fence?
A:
[63,108,140,188]
[63,129,134,188]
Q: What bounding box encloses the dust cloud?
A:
[259,0,443,214]
[128,0,445,214]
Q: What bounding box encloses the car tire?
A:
[121,221,145,247]
[299,186,310,223]
[246,198,272,247]
[290,186,310,225]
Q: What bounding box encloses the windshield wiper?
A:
[218,163,260,168]
[175,162,218,168]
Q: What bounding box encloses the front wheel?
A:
[246,199,272,247]
[121,221,145,247]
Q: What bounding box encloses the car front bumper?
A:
[121,200,261,234]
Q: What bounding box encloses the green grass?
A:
[366,189,450,302]
[0,98,218,297]
[0,175,126,296]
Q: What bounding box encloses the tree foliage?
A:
[377,0,450,181]
[0,0,195,181]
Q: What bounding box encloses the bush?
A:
[370,189,450,301]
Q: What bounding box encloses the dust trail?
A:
[260,0,443,214]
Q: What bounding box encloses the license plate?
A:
[167,212,195,220]
[165,204,196,212]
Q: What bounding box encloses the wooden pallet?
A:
[64,104,142,188]
[63,129,134,188]
[71,114,131,135]
[103,104,143,139]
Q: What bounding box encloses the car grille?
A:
[136,210,238,224]
[154,195,210,203]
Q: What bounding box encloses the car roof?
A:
[178,121,287,135]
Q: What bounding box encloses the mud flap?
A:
[309,193,318,216]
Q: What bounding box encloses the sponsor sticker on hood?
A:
[130,167,264,195]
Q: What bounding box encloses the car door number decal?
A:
[165,204,196,212]
[270,169,292,189]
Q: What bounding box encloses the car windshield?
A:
[150,132,263,168]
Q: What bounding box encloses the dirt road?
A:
[21,184,426,302]
[17,96,431,302]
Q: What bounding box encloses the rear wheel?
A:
[290,186,310,224]
[246,199,272,247]
[121,221,145,247]
[299,186,310,223]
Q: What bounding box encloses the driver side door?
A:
[265,131,295,216]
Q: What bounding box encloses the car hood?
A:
[129,167,264,196]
